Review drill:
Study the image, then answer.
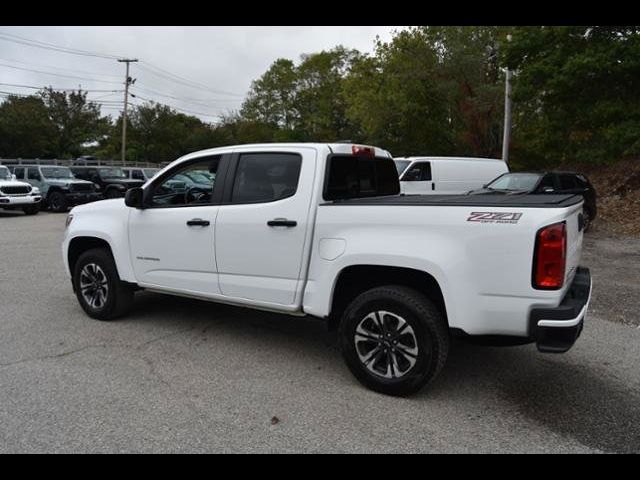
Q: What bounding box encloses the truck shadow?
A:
[129,291,640,454]
[438,341,640,453]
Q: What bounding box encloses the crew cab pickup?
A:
[62,143,592,396]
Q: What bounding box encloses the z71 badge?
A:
[467,212,523,224]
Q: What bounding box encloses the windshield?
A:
[98,168,127,179]
[0,166,10,180]
[143,169,159,179]
[41,167,75,179]
[486,173,542,192]
[394,160,411,176]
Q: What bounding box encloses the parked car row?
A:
[2,165,161,214]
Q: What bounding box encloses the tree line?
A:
[1,26,638,169]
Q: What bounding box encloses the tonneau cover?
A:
[323,194,583,209]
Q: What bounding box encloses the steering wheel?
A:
[184,186,209,204]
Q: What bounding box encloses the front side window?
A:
[150,157,220,207]
[13,167,25,179]
[402,162,432,182]
[131,170,145,181]
[232,153,302,204]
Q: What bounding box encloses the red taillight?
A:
[352,145,375,157]
[533,222,567,289]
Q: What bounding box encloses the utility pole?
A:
[502,68,513,164]
[118,59,138,165]
[502,34,513,165]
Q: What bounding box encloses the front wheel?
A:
[48,191,68,213]
[23,205,40,215]
[339,286,449,396]
[73,248,134,321]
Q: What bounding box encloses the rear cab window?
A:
[324,154,400,201]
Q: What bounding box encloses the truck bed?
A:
[323,193,583,208]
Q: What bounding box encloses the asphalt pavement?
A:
[0,211,639,453]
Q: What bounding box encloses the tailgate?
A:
[564,201,585,288]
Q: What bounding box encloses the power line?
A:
[0,57,122,79]
[0,31,121,60]
[129,94,223,120]
[0,82,123,93]
[0,62,122,85]
[138,62,244,98]
[130,85,242,108]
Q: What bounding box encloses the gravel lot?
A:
[1,211,639,453]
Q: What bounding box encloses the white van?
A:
[395,157,509,195]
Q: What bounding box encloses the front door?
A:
[128,155,224,296]
[215,148,316,306]
[400,162,433,194]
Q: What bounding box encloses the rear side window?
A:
[27,167,40,180]
[325,155,400,201]
[232,153,302,204]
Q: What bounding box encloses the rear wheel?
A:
[23,205,40,215]
[339,286,449,396]
[73,248,134,321]
[48,191,68,213]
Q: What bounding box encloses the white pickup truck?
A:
[62,143,592,396]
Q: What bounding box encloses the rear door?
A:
[215,148,316,306]
[400,162,433,194]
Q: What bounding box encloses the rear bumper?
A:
[529,267,592,353]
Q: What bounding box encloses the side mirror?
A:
[11,174,17,181]
[125,187,145,209]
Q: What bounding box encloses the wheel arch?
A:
[328,265,448,330]
[67,236,115,277]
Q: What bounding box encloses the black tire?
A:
[48,191,68,213]
[23,205,40,215]
[105,188,122,199]
[73,248,134,321]
[339,286,449,396]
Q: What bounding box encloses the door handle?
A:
[186,218,210,227]
[267,219,297,228]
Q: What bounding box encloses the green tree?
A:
[40,88,110,158]
[0,95,57,158]
[503,26,640,166]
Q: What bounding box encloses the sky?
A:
[0,26,407,122]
